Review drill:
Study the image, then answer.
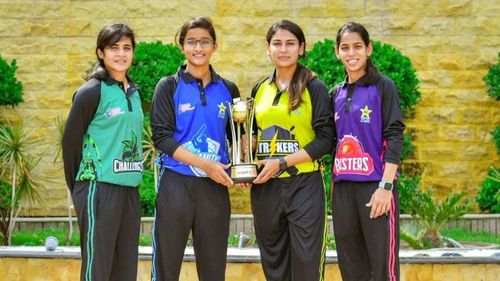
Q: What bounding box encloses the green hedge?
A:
[476,52,500,213]
[128,41,185,107]
[483,53,500,101]
[0,55,23,107]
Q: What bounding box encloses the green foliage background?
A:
[0,55,23,106]
[483,53,500,101]
[476,52,500,214]
[128,41,185,106]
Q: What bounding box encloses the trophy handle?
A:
[246,98,256,163]
[227,101,238,164]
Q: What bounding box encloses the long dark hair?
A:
[266,19,316,112]
[86,23,136,80]
[335,22,381,84]
[175,16,216,46]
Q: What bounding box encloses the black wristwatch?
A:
[278,157,287,171]
[378,181,393,191]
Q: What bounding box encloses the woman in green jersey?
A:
[62,23,143,281]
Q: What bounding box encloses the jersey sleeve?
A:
[380,77,406,165]
[150,75,181,157]
[62,79,101,192]
[250,78,267,136]
[303,78,335,160]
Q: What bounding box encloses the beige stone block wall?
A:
[0,257,499,281]
[0,0,498,215]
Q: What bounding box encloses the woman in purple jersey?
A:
[330,22,405,281]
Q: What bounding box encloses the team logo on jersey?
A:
[360,105,372,124]
[105,107,125,119]
[182,124,222,176]
[178,103,195,114]
[114,130,143,173]
[334,135,374,176]
[217,102,227,119]
[256,125,300,176]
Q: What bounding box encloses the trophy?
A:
[228,97,258,183]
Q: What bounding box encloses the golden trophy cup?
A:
[228,98,258,183]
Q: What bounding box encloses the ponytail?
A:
[84,61,106,81]
[288,63,317,112]
[364,57,381,84]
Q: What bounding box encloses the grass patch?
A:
[7,228,499,248]
[11,228,80,246]
[442,228,500,245]
[11,229,152,247]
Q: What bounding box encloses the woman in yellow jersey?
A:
[249,19,335,281]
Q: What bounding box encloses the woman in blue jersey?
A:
[331,22,405,281]
[150,16,240,281]
[62,23,143,281]
[249,19,334,281]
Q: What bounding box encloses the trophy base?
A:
[231,163,258,184]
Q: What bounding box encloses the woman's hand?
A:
[201,160,233,187]
[253,158,281,184]
[365,188,393,218]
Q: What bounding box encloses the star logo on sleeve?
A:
[360,105,372,123]
[218,102,227,118]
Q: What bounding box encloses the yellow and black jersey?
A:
[251,70,335,177]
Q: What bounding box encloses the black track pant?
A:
[151,169,231,281]
[331,181,400,281]
[251,171,327,281]
[72,181,141,281]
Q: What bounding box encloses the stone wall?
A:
[0,0,498,215]
[0,257,499,281]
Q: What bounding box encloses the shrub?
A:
[476,167,500,213]
[0,55,23,106]
[0,123,44,245]
[483,53,500,101]
[476,52,500,214]
[139,169,156,217]
[399,175,472,248]
[128,41,185,106]
[493,127,500,156]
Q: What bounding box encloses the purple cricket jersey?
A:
[333,83,385,182]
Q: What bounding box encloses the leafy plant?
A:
[476,52,500,214]
[0,55,23,106]
[483,52,500,101]
[492,127,500,155]
[140,114,158,213]
[0,123,44,245]
[476,167,500,213]
[128,41,185,106]
[52,115,66,164]
[50,115,75,245]
[399,176,472,248]
[139,168,156,217]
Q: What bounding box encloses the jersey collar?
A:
[177,64,220,84]
[340,73,377,89]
